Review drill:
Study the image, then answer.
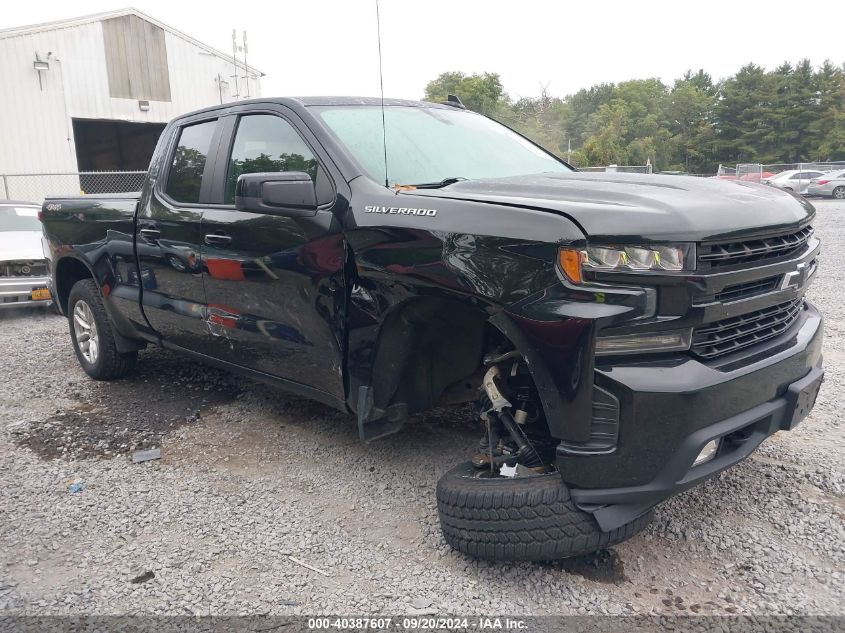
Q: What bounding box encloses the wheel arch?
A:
[55,255,146,353]
[358,293,495,415]
[54,256,95,315]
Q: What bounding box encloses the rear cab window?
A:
[165,120,218,203]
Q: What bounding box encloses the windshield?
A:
[0,206,41,232]
[314,105,571,187]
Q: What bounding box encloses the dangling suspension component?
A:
[473,361,550,475]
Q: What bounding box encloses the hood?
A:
[405,172,815,242]
[0,231,45,261]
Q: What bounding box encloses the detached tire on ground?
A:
[436,462,653,561]
[68,279,137,380]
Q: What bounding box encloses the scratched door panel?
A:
[199,209,346,396]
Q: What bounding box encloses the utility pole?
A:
[567,138,572,165]
[216,73,229,104]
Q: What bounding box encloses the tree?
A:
[809,61,845,160]
[665,74,717,172]
[423,60,845,172]
[582,101,630,165]
[424,72,508,117]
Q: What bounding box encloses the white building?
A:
[0,8,262,200]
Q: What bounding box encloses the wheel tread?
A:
[436,462,653,561]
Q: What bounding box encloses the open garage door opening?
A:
[72,119,166,193]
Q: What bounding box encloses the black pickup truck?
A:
[41,97,824,561]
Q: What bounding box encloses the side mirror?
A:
[235,172,318,217]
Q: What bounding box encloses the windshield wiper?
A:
[402,177,467,189]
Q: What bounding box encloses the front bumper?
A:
[0,276,51,308]
[562,303,823,532]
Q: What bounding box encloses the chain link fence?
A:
[0,171,147,204]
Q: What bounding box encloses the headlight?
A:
[558,243,695,283]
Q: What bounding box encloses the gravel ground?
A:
[1,200,843,616]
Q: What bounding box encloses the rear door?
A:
[199,109,347,400]
[136,116,221,350]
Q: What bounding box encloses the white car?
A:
[762,169,828,195]
[0,201,52,308]
[806,170,845,199]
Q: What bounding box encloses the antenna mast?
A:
[231,29,240,98]
[375,0,389,188]
[243,31,250,98]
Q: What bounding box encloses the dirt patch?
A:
[14,348,241,460]
[546,548,628,585]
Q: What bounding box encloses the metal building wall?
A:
[102,15,172,102]
[0,15,261,177]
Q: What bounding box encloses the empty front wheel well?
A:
[369,297,500,415]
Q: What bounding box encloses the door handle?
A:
[139,227,161,240]
[204,233,232,246]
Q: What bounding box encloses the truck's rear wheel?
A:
[68,279,137,380]
[436,462,652,561]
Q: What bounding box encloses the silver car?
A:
[762,169,828,194]
[0,201,52,308]
[807,170,845,199]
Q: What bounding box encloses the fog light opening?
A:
[693,439,720,467]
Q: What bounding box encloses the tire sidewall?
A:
[833,186,845,200]
[436,461,654,561]
[68,282,107,378]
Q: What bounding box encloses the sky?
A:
[5,0,843,101]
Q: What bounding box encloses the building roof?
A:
[0,7,262,74]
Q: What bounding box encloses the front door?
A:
[200,112,346,400]
[136,117,219,351]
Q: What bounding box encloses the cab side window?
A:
[225,115,319,204]
[165,119,217,203]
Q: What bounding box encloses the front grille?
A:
[691,298,805,359]
[699,226,813,269]
[0,260,47,277]
[694,276,781,305]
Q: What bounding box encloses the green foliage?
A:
[423,62,845,173]
[424,72,508,117]
[166,146,207,203]
[225,152,317,203]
